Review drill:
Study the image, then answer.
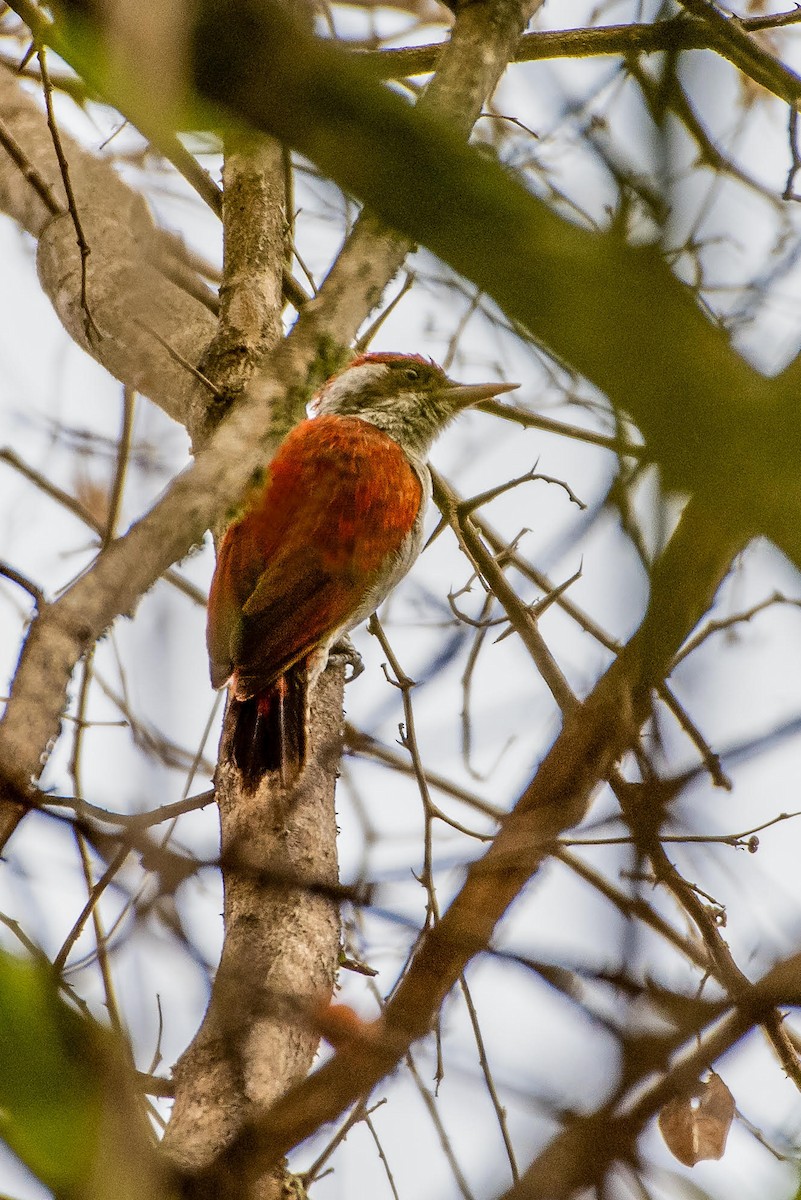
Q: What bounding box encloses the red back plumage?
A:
[207,413,422,698]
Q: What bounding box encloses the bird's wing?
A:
[207,414,422,695]
[233,555,360,694]
[207,523,252,688]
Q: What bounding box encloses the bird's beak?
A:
[441,379,520,409]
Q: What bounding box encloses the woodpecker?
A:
[206,352,518,788]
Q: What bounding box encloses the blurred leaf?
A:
[658,1072,735,1166]
[0,949,170,1200]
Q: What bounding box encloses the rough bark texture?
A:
[158,129,345,1199]
[193,137,287,446]
[162,665,345,1196]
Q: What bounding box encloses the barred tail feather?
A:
[228,669,307,790]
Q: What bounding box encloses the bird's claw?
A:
[330,635,364,682]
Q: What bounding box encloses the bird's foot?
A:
[330,634,364,682]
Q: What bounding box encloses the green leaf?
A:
[0,949,169,1200]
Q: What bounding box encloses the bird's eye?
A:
[404,367,420,382]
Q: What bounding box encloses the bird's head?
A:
[308,352,519,460]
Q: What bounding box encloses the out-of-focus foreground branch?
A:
[29,0,801,558]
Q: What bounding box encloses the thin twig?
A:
[369,615,441,932]
[457,466,586,518]
[300,1098,371,1186]
[658,684,732,790]
[36,42,100,341]
[433,471,577,715]
[104,386,136,548]
[406,1050,477,1200]
[359,10,801,87]
[51,842,130,975]
[0,111,62,214]
[616,769,801,1092]
[355,272,416,352]
[45,788,217,830]
[0,448,206,607]
[132,317,223,398]
[785,105,801,200]
[459,972,519,1183]
[344,723,505,821]
[479,399,645,458]
[364,1109,401,1200]
[0,561,46,609]
[674,591,801,666]
[563,808,801,851]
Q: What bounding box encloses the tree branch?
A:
[0,64,216,427]
[360,9,801,91]
[500,950,801,1198]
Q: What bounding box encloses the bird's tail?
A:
[228,667,307,790]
